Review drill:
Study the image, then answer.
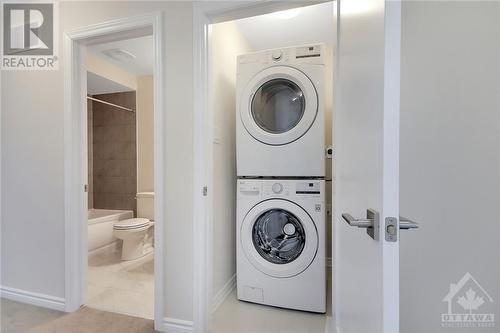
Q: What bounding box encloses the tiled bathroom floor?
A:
[87,248,154,319]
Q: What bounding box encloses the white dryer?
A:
[237,179,326,313]
[236,44,328,177]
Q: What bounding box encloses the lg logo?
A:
[3,3,54,56]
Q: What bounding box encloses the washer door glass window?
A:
[252,209,306,264]
[251,79,305,134]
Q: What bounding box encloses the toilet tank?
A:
[137,192,154,220]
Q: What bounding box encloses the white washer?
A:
[236,44,328,177]
[237,179,326,313]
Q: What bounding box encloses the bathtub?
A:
[88,209,134,253]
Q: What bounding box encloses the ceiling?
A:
[87,72,133,95]
[235,2,335,51]
[87,35,153,76]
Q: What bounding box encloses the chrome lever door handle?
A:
[399,216,419,230]
[342,213,373,228]
[341,209,380,240]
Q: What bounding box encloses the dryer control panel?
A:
[237,44,326,67]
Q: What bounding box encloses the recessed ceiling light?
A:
[101,48,136,62]
[269,8,301,20]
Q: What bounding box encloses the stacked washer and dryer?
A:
[236,44,328,313]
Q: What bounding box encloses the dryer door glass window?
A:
[251,79,305,134]
[252,209,306,264]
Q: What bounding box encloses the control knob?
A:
[272,183,283,194]
[271,50,282,61]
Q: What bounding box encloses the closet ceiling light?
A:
[269,8,301,20]
[101,48,136,62]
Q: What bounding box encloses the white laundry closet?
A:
[208,3,335,332]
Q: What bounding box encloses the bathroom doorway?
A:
[85,34,155,319]
[64,14,166,330]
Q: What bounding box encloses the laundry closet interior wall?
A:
[210,21,252,304]
[209,1,335,311]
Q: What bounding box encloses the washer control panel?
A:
[271,183,283,194]
[238,181,261,196]
[238,180,324,201]
[271,50,282,61]
[263,182,291,197]
[296,181,321,194]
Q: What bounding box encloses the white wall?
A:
[137,75,154,193]
[1,1,193,323]
[1,69,66,299]
[210,21,252,304]
[400,2,500,332]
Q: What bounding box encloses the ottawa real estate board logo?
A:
[1,2,58,70]
[442,272,495,328]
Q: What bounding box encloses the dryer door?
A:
[240,66,318,146]
[241,199,318,278]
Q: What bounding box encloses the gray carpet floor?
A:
[1,299,156,333]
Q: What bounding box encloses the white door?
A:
[334,0,407,332]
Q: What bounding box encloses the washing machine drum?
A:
[241,199,318,278]
[240,66,318,146]
[252,209,306,264]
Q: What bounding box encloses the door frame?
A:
[192,2,328,332]
[63,12,165,331]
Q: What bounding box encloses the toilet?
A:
[113,192,154,260]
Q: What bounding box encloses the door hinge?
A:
[84,184,89,193]
[202,186,208,196]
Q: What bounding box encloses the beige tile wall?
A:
[91,91,137,214]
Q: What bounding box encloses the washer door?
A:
[241,199,318,278]
[240,66,318,146]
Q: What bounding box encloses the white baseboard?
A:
[162,317,193,333]
[325,315,337,333]
[211,274,236,314]
[0,285,66,311]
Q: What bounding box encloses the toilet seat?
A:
[113,218,150,230]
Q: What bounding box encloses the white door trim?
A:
[192,2,326,332]
[382,1,401,330]
[63,12,166,331]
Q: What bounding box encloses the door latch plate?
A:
[385,217,398,242]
